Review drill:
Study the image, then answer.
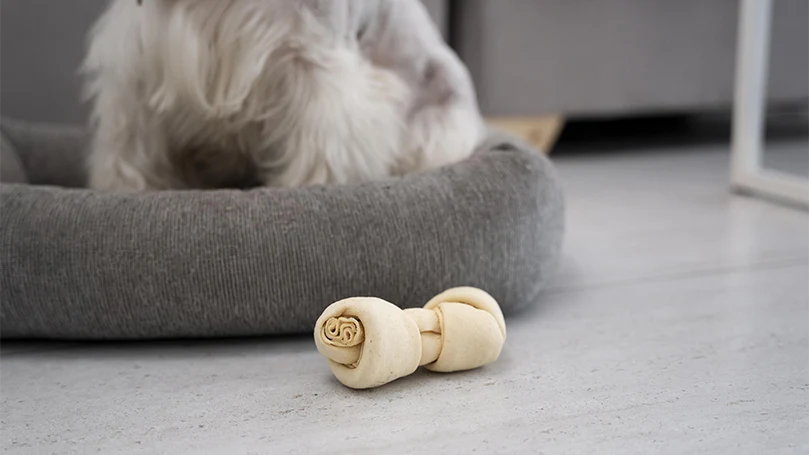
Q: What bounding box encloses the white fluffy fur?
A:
[83,0,485,190]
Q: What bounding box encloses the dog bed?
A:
[0,117,564,340]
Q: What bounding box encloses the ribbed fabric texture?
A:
[0,119,564,340]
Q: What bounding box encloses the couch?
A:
[452,0,808,117]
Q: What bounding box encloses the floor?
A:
[2,120,808,454]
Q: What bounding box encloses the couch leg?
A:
[486,116,566,155]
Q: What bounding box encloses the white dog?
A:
[82,0,485,190]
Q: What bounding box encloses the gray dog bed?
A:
[0,118,564,340]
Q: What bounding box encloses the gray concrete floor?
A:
[2,131,808,454]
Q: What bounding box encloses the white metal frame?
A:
[731,0,809,208]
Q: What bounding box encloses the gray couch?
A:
[1,0,807,122]
[453,0,809,117]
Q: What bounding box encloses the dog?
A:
[82,0,485,190]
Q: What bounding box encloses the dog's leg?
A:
[87,97,177,191]
[83,0,180,191]
[360,0,486,175]
[401,56,486,173]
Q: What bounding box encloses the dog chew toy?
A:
[314,287,507,389]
